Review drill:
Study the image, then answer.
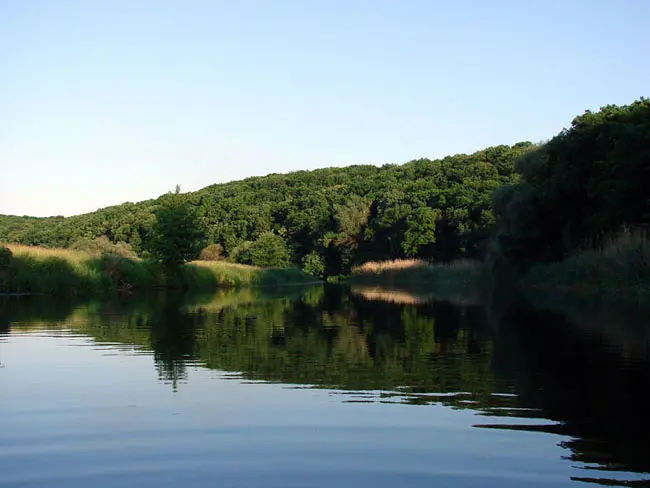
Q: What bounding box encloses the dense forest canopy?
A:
[491,98,650,268]
[0,143,531,275]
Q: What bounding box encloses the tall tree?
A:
[147,193,205,267]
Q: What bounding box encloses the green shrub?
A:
[230,241,254,265]
[250,232,291,268]
[71,236,137,260]
[233,232,291,268]
[302,251,325,278]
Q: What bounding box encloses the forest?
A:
[1,98,648,280]
[0,144,529,276]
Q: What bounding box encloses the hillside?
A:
[0,144,531,275]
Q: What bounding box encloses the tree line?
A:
[0,144,528,275]
[1,98,648,276]
[490,98,649,272]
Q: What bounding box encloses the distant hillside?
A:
[0,144,532,275]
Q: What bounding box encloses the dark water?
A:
[0,285,648,487]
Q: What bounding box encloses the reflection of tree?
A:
[490,305,650,486]
[149,295,198,392]
[194,289,498,398]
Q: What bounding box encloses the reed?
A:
[349,258,486,298]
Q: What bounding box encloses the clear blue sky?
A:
[1,0,648,217]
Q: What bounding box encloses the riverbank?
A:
[517,231,650,307]
[347,242,650,310]
[348,259,486,298]
[0,243,316,296]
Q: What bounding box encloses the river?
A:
[0,285,648,487]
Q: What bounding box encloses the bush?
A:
[251,232,291,267]
[71,236,137,259]
[232,232,291,268]
[301,251,325,278]
[199,243,224,261]
[0,246,12,268]
[230,241,254,265]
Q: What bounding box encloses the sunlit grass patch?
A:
[351,259,429,275]
[351,258,483,281]
[0,243,317,296]
[3,243,90,264]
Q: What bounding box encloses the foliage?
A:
[232,232,291,268]
[2,97,646,296]
[402,207,441,257]
[199,243,224,261]
[229,241,254,265]
[301,251,325,279]
[0,245,12,268]
[0,143,529,276]
[71,236,137,259]
[147,193,206,267]
[491,99,650,269]
[0,245,12,292]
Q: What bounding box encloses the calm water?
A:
[0,285,648,487]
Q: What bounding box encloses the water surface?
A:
[0,285,648,487]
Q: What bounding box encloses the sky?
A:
[1,1,648,217]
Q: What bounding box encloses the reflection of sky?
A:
[0,332,627,487]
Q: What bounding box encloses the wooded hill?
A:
[2,97,648,278]
[0,143,531,276]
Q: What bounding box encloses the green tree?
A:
[301,251,325,278]
[334,195,370,238]
[402,207,441,257]
[0,141,530,266]
[248,232,291,268]
[147,194,205,267]
[491,98,650,268]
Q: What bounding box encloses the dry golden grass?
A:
[351,258,481,276]
[191,260,260,270]
[2,243,90,264]
[349,258,486,304]
[351,259,430,275]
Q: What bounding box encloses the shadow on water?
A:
[1,284,649,485]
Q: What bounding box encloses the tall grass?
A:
[0,243,162,296]
[0,243,317,296]
[186,260,317,288]
[349,258,486,297]
[521,230,650,303]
